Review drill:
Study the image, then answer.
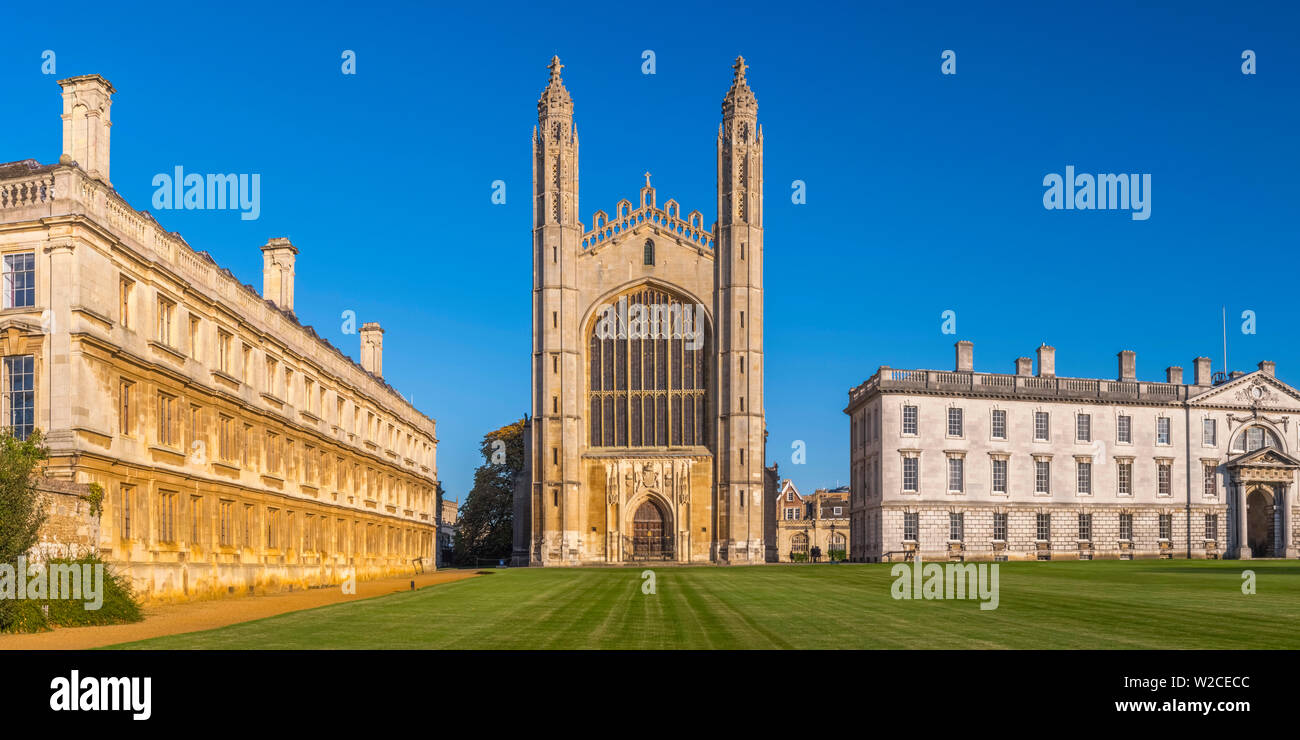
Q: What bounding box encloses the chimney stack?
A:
[1015,357,1033,376]
[955,340,973,372]
[1194,356,1213,386]
[1036,344,1055,377]
[1117,350,1136,381]
[360,323,384,377]
[1258,360,1276,376]
[58,74,115,185]
[1166,366,1183,384]
[261,238,298,313]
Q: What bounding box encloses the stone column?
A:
[1235,480,1251,559]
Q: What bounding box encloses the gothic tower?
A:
[520,56,765,565]
[530,56,582,564]
[715,56,765,563]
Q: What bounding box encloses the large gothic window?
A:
[588,286,708,447]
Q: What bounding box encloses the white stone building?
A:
[846,341,1299,562]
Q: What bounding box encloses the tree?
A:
[453,418,524,565]
[0,429,48,629]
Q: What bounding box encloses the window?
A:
[791,533,809,554]
[1036,512,1051,541]
[643,239,655,266]
[2,355,34,440]
[902,405,918,435]
[784,507,799,520]
[2,252,35,308]
[1034,411,1049,441]
[991,458,1007,494]
[1117,460,1132,496]
[1117,414,1132,443]
[1205,513,1218,540]
[1202,418,1216,446]
[949,512,964,541]
[903,512,919,541]
[157,296,175,345]
[1159,513,1172,541]
[1203,462,1216,497]
[119,379,134,434]
[1119,512,1133,540]
[947,407,963,437]
[1231,425,1279,453]
[1077,460,1092,495]
[241,424,253,467]
[157,392,177,446]
[1157,462,1171,496]
[1078,512,1092,541]
[902,457,918,492]
[189,315,201,359]
[190,495,202,545]
[120,484,135,540]
[219,414,234,461]
[947,457,964,492]
[119,277,134,328]
[187,404,201,451]
[1034,459,1051,494]
[265,357,278,394]
[266,432,281,474]
[993,512,1007,541]
[218,330,232,373]
[588,285,708,447]
[1156,417,1171,445]
[242,504,254,547]
[991,409,1006,439]
[158,491,177,543]
[1076,413,1091,442]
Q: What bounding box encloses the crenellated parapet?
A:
[580,185,714,252]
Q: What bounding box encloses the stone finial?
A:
[548,55,564,84]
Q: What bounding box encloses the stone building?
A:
[0,74,439,601]
[771,480,850,562]
[437,497,458,566]
[515,56,767,565]
[846,341,1299,562]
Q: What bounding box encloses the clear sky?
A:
[5,0,1298,500]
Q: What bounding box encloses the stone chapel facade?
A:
[514,56,767,565]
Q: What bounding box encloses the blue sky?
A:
[5,0,1298,500]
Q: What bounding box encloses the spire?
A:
[538,54,572,119]
[722,55,757,117]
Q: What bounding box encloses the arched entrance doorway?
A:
[632,500,670,560]
[1246,487,1275,557]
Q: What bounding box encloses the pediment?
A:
[1187,370,1300,411]
[1227,446,1300,469]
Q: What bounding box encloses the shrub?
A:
[790,552,808,562]
[0,553,143,634]
[829,549,847,561]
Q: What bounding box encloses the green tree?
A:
[0,429,49,629]
[453,418,524,566]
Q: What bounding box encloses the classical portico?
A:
[1227,447,1298,558]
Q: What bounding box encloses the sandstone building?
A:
[772,481,850,562]
[846,341,1299,562]
[514,56,767,565]
[0,75,439,601]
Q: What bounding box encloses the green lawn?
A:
[109,560,1300,649]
